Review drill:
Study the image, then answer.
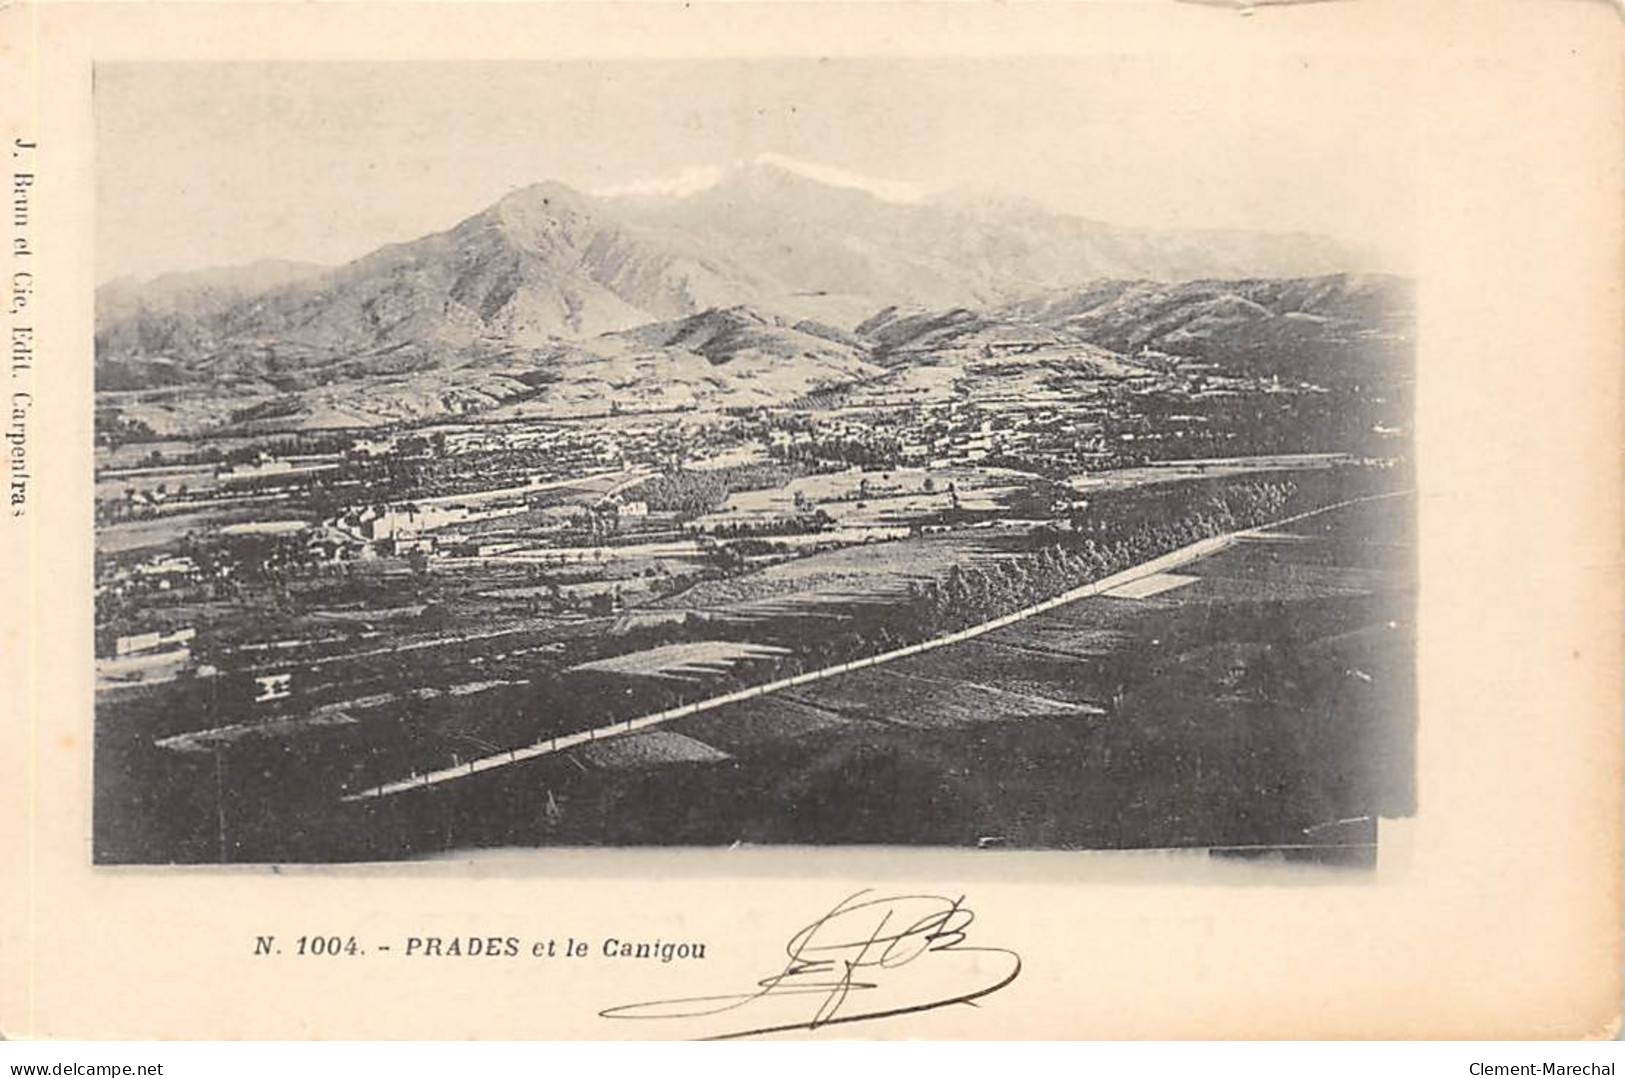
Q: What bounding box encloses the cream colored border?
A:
[1,0,1620,1039]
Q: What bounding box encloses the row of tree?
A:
[903,480,1297,635]
[768,434,904,469]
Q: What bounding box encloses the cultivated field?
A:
[569,640,791,680]
[94,466,1415,861]
[657,532,1022,612]
[430,488,1419,855]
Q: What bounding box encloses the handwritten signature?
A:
[599,889,1021,1039]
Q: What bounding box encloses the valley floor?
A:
[93,473,1414,862]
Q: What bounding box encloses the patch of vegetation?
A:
[630,462,810,515]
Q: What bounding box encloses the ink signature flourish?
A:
[599,889,1022,1039]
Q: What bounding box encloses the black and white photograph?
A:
[91,58,1418,865]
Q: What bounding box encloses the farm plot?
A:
[1263,535,1413,574]
[96,463,224,500]
[1064,454,1354,495]
[568,640,790,681]
[1181,567,1390,603]
[657,533,1019,612]
[98,505,314,553]
[786,667,1086,730]
[1265,493,1414,539]
[980,610,1149,659]
[1103,572,1201,600]
[580,730,732,770]
[678,695,882,755]
[451,506,579,538]
[1180,541,1402,602]
[1255,508,1415,572]
[691,588,908,627]
[889,639,1117,709]
[711,466,1032,517]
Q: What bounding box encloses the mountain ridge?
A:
[94,162,1409,434]
[98,161,1385,369]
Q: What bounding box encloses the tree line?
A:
[903,479,1297,635]
[630,462,808,515]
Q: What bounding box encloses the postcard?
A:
[1,0,1618,1040]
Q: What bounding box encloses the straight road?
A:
[342,490,1409,801]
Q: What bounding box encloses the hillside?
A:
[100,305,883,433]
[94,272,1412,434]
[995,274,1414,382]
[94,259,328,384]
[492,306,884,418]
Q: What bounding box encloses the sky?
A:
[95,58,1418,283]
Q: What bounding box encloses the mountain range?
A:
[94,156,1410,433]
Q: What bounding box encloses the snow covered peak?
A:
[593,163,728,199]
[593,153,928,205]
[743,153,927,203]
